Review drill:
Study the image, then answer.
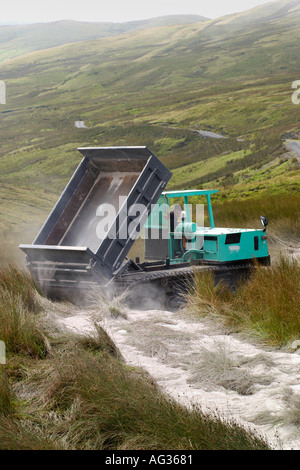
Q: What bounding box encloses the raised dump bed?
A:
[20,147,172,299]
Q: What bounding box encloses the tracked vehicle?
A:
[19,146,270,307]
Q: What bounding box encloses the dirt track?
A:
[285,140,300,160]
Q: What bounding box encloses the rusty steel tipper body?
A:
[20,147,172,299]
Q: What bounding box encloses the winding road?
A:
[285,140,300,159]
[196,129,227,139]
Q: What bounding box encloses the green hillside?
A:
[0,15,207,63]
[0,0,299,236]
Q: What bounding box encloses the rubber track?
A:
[116,262,253,285]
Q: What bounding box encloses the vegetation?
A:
[0,265,47,358]
[212,193,300,239]
[186,256,300,347]
[0,1,299,451]
[0,1,299,234]
[0,265,270,450]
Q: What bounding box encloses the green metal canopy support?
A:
[162,189,218,228]
[206,194,215,228]
[183,195,191,222]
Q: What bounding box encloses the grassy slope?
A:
[0,15,207,63]
[0,0,299,234]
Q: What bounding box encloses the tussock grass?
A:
[77,324,123,361]
[0,332,270,450]
[188,343,273,396]
[0,265,270,450]
[253,388,300,429]
[0,264,48,358]
[187,257,300,347]
[0,371,15,416]
[187,270,232,313]
[88,288,128,320]
[281,390,300,428]
[0,417,58,450]
[29,346,268,450]
[232,257,300,346]
[128,320,192,364]
[212,194,300,239]
[0,264,41,312]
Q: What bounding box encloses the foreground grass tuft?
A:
[0,416,58,450]
[0,264,48,358]
[30,346,269,450]
[0,265,270,450]
[0,371,15,416]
